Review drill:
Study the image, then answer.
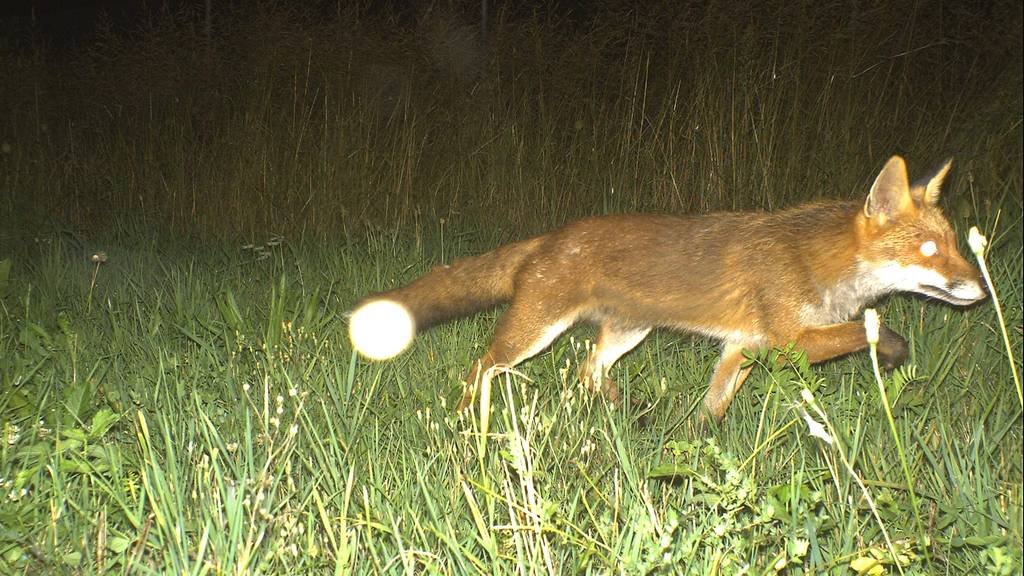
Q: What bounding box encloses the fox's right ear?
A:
[864,155,912,225]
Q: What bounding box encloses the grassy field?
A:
[1,2,1021,574]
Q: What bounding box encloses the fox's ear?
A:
[912,158,952,206]
[864,155,912,223]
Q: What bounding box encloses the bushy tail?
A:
[349,236,544,360]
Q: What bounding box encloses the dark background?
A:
[1,1,1020,240]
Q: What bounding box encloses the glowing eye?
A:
[920,240,937,257]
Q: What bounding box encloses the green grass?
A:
[0,2,1021,574]
[0,229,1019,573]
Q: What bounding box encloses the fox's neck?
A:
[794,203,892,323]
[789,202,864,273]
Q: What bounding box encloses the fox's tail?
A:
[349,236,544,360]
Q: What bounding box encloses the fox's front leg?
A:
[705,321,909,421]
[795,321,908,369]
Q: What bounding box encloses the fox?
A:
[348,155,987,420]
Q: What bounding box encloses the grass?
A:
[0,1,1021,573]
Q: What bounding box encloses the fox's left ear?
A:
[913,158,953,206]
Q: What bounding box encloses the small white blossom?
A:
[863,309,879,345]
[800,408,832,445]
[800,388,816,405]
[5,424,20,445]
[968,226,987,256]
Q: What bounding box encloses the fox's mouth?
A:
[917,283,986,306]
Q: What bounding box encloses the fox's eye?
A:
[920,240,938,257]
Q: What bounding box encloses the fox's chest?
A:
[799,268,890,326]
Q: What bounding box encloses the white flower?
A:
[800,388,816,405]
[800,408,832,445]
[5,424,20,445]
[968,226,987,256]
[863,309,879,345]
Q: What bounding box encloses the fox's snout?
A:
[946,251,988,304]
[917,256,988,306]
[938,274,988,305]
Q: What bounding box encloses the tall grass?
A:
[0,1,1021,573]
[2,2,1019,238]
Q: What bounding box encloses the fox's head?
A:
[857,156,987,306]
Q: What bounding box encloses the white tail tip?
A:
[349,299,415,360]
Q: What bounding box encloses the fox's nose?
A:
[964,275,989,302]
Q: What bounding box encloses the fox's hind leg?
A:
[580,323,651,403]
[457,300,578,411]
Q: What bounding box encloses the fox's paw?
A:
[876,326,909,370]
[455,382,476,413]
[579,367,621,405]
[695,404,725,436]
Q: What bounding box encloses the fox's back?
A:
[512,202,863,336]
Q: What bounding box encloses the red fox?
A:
[349,156,986,420]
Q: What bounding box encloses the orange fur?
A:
[350,156,986,420]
